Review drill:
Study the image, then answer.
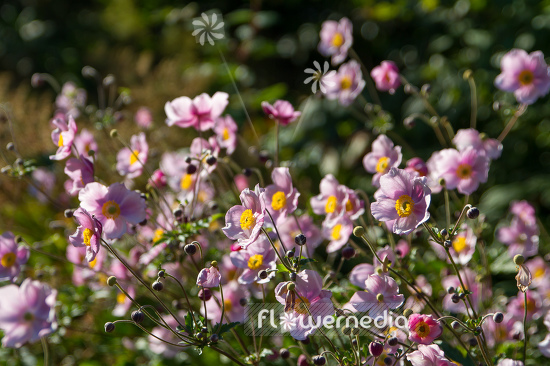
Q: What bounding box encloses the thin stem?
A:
[444,186,451,231]
[216,282,225,335]
[210,345,247,366]
[349,48,382,106]
[41,337,50,366]
[523,290,528,364]
[265,209,289,253]
[261,227,292,271]
[467,74,478,129]
[498,104,527,142]
[165,273,197,327]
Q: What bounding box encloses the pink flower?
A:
[452,128,502,160]
[55,82,86,117]
[497,217,539,258]
[322,215,353,253]
[405,157,428,177]
[64,156,94,196]
[310,174,348,225]
[0,231,29,282]
[261,100,301,126]
[222,185,266,248]
[30,168,56,203]
[507,291,543,321]
[113,285,135,317]
[406,344,453,366]
[430,224,476,265]
[73,128,97,158]
[134,106,153,128]
[527,256,548,288]
[495,49,550,105]
[263,167,300,224]
[322,60,365,106]
[341,186,365,220]
[230,235,276,284]
[190,136,220,174]
[404,275,432,314]
[441,268,485,314]
[348,274,404,316]
[116,132,148,179]
[214,115,238,154]
[78,182,147,240]
[371,168,431,235]
[68,208,103,262]
[510,200,537,227]
[149,169,167,188]
[371,61,400,94]
[275,269,334,340]
[234,174,249,192]
[66,244,107,286]
[160,151,197,193]
[497,359,524,366]
[349,263,375,288]
[165,92,229,131]
[203,281,250,323]
[148,313,186,358]
[197,265,221,288]
[277,215,323,257]
[318,17,353,65]
[363,135,403,187]
[482,312,522,348]
[0,279,57,347]
[408,314,442,345]
[50,115,77,160]
[429,147,489,195]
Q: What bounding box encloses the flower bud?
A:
[287,283,295,291]
[152,281,163,291]
[88,149,95,157]
[103,74,115,86]
[82,66,97,78]
[242,168,252,177]
[184,244,197,255]
[421,84,431,95]
[131,310,145,324]
[6,142,14,151]
[493,312,504,324]
[342,246,355,259]
[259,270,268,280]
[206,155,217,166]
[31,73,45,88]
[173,208,183,218]
[514,254,525,265]
[196,332,204,340]
[403,116,416,129]
[403,308,413,317]
[64,209,74,218]
[110,129,118,138]
[468,338,477,347]
[280,348,290,359]
[384,357,393,365]
[447,286,455,294]
[463,69,473,80]
[158,270,165,278]
[451,321,460,330]
[388,337,398,346]
[187,164,197,174]
[295,234,307,246]
[313,355,326,365]
[104,322,115,332]
[107,276,117,287]
[286,250,295,258]
[376,293,385,302]
[444,240,452,248]
[198,288,212,301]
[467,207,480,219]
[353,226,365,237]
[369,342,384,357]
[239,298,247,307]
[451,293,460,303]
[211,260,218,268]
[201,326,208,333]
[440,228,448,238]
[210,334,219,343]
[341,326,352,335]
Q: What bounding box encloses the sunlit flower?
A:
[430,224,476,265]
[453,128,502,160]
[277,215,323,257]
[116,132,149,179]
[510,200,537,227]
[223,185,266,248]
[322,214,353,253]
[405,157,428,177]
[50,115,77,160]
[73,128,97,158]
[507,291,543,321]
[363,135,403,187]
[498,218,539,258]
[310,174,348,225]
[214,115,238,154]
[318,17,353,65]
[404,275,432,314]
[526,256,548,288]
[190,136,220,174]
[408,314,442,345]
[348,274,404,317]
[66,244,107,286]
[442,268,485,314]
[406,344,453,366]
[322,60,365,106]
[197,265,221,288]
[64,156,94,196]
[165,92,229,131]
[263,167,300,224]
[497,359,524,366]
[261,100,301,126]
[69,208,103,262]
[230,235,276,284]
[0,232,29,282]
[371,61,400,94]
[349,263,375,288]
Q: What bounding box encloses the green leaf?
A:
[213,321,240,335]
[183,312,194,333]
[298,258,317,266]
[277,264,290,273]
[439,341,473,366]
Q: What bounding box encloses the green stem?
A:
[41,337,50,366]
[523,290,528,364]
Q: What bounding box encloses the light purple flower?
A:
[160,151,196,193]
[0,279,57,348]
[371,61,400,94]
[190,136,220,174]
[55,82,86,118]
[322,60,365,106]
[310,174,348,224]
[73,128,97,158]
[135,106,153,128]
[214,115,238,154]
[197,265,221,288]
[527,256,548,288]
[66,244,107,286]
[203,280,250,323]
[222,185,266,248]
[406,344,453,366]
[507,290,543,321]
[430,224,476,265]
[349,263,375,288]
[362,135,403,187]
[277,215,323,257]
[165,91,229,131]
[404,275,432,314]
[64,156,94,196]
[442,268,485,314]
[78,182,147,240]
[348,274,404,317]
[510,200,537,227]
[453,128,502,160]
[50,115,77,160]
[430,147,489,195]
[263,167,300,224]
[69,208,103,262]
[495,49,550,105]
[483,312,522,348]
[230,235,276,284]
[149,169,167,188]
[322,214,353,253]
[341,186,365,220]
[116,132,148,179]
[0,232,29,282]
[148,313,186,358]
[275,269,334,340]
[29,168,56,204]
[408,314,443,345]
[261,100,301,126]
[405,157,428,177]
[113,285,135,317]
[371,168,431,235]
[318,17,353,65]
[497,359,524,366]
[497,218,539,258]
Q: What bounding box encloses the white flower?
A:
[304,61,335,94]
[192,12,225,46]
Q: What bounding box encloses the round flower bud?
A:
[384,357,393,365]
[447,286,455,294]
[451,321,461,330]
[31,73,45,87]
[6,142,14,151]
[493,312,504,324]
[184,244,197,255]
[514,254,525,265]
[369,342,384,357]
[64,209,74,218]
[88,150,95,157]
[463,69,473,80]
[298,354,309,366]
[388,337,398,346]
[287,283,295,291]
[421,84,431,95]
[239,298,247,307]
[158,270,165,278]
[352,339,357,347]
[259,151,269,163]
[211,260,218,268]
[313,355,326,365]
[289,272,297,281]
[295,234,307,246]
[376,293,385,302]
[404,84,414,94]
[107,276,117,287]
[353,226,365,237]
[198,288,212,301]
[173,208,183,218]
[201,326,208,333]
[451,293,460,303]
[104,322,115,333]
[444,240,452,248]
[131,310,145,324]
[403,116,416,129]
[82,66,97,78]
[206,155,217,166]
[110,129,118,138]
[187,164,197,174]
[196,332,204,340]
[152,281,163,291]
[242,168,252,177]
[403,308,413,317]
[286,250,295,258]
[468,338,477,347]
[342,246,355,259]
[458,292,466,300]
[280,348,290,359]
[467,207,480,219]
[493,101,502,111]
[440,228,448,238]
[258,270,268,280]
[210,334,219,343]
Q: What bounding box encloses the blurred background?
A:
[1,0,550,364]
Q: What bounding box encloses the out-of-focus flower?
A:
[0,232,29,282]
[30,168,56,203]
[203,280,249,323]
[165,92,229,131]
[348,274,404,317]
[112,285,135,317]
[197,265,221,288]
[79,182,146,240]
[371,168,431,235]
[404,275,432,314]
[405,157,428,177]
[322,60,365,106]
[234,174,249,192]
[406,344,453,366]
[263,167,300,224]
[496,359,524,366]
[349,263,375,288]
[116,132,148,179]
[442,268,485,314]
[262,100,301,126]
[66,244,107,286]
[64,157,94,196]
[148,313,186,358]
[495,49,550,105]
[527,257,548,288]
[190,136,220,174]
[452,128,502,160]
[0,279,57,348]
[430,224,476,265]
[50,115,77,160]
[510,200,537,227]
[149,169,167,188]
[498,218,539,258]
[223,185,266,248]
[363,135,402,187]
[73,128,97,158]
[55,82,86,118]
[277,215,323,257]
[371,61,400,94]
[483,312,522,348]
[230,235,276,284]
[322,214,353,253]
[407,314,442,345]
[214,115,238,154]
[134,107,153,128]
[69,208,103,262]
[318,17,353,65]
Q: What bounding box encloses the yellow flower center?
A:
[240,209,256,230]
[89,257,98,268]
[331,224,342,240]
[455,163,472,179]
[58,134,64,147]
[376,156,390,173]
[129,150,139,165]
[1,252,16,268]
[271,191,287,211]
[223,128,230,140]
[345,199,353,212]
[83,228,94,246]
[414,320,431,338]
[332,32,344,47]
[180,174,193,190]
[224,299,233,312]
[325,195,338,214]
[395,195,414,217]
[518,70,534,86]
[535,268,545,279]
[153,228,164,243]
[248,254,264,270]
[117,292,126,304]
[340,76,352,90]
[294,296,311,315]
[102,200,121,220]
[452,237,467,253]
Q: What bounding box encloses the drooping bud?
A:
[107,276,117,287]
[152,281,163,291]
[184,243,197,255]
[353,226,365,237]
[313,355,326,365]
[493,312,504,324]
[342,246,355,259]
[467,207,480,219]
[369,342,384,357]
[104,322,115,332]
[198,288,212,301]
[131,310,145,324]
